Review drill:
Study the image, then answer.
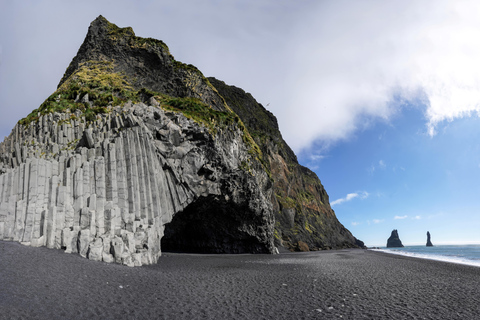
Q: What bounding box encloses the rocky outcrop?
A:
[0,99,274,265]
[208,78,365,251]
[0,16,364,265]
[58,16,228,112]
[426,231,433,247]
[386,229,404,248]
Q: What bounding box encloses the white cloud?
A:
[351,222,360,226]
[372,219,384,224]
[309,154,326,162]
[379,160,386,170]
[394,215,408,220]
[412,215,422,220]
[280,0,480,152]
[331,191,369,207]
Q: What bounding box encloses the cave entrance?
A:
[161,195,268,254]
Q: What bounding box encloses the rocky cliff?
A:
[0,16,362,265]
[386,229,404,248]
[208,78,364,251]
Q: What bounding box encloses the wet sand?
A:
[1,240,479,319]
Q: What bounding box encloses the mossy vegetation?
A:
[103,16,171,54]
[139,89,263,162]
[19,61,135,126]
[18,60,263,164]
[275,193,298,210]
[173,60,201,73]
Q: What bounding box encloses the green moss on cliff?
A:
[20,61,137,126]
[20,60,263,166]
[102,15,171,54]
[139,89,263,162]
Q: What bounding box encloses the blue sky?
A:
[300,105,480,246]
[2,1,480,246]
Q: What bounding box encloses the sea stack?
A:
[426,231,433,247]
[386,229,404,248]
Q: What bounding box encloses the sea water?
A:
[373,245,480,267]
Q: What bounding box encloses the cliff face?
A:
[0,100,274,265]
[0,16,362,265]
[208,78,364,251]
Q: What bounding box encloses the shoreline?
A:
[372,246,480,268]
[1,241,480,319]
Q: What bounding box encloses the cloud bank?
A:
[282,0,480,151]
[3,1,480,153]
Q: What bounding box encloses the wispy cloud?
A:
[368,160,387,174]
[372,219,384,224]
[351,221,361,226]
[394,215,408,220]
[412,215,421,220]
[392,166,406,173]
[331,191,369,207]
[379,160,386,170]
[309,154,326,162]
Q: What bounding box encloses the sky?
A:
[2,0,480,246]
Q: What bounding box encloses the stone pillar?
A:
[124,131,138,223]
[55,186,67,249]
[73,167,84,227]
[14,199,26,241]
[114,136,128,229]
[134,130,148,220]
[94,158,106,236]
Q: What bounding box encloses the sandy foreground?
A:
[1,241,479,319]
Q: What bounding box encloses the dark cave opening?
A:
[161,195,269,254]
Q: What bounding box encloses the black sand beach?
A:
[1,241,479,319]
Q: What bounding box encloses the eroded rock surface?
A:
[0,103,274,265]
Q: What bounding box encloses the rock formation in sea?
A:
[426,231,433,247]
[386,229,404,248]
[0,16,364,266]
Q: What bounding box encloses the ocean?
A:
[374,245,480,267]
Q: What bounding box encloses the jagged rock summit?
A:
[426,231,433,247]
[0,16,363,266]
[386,229,404,248]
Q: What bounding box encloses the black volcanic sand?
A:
[1,242,480,319]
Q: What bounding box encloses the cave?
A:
[161,195,270,254]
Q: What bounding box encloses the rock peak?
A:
[92,15,108,24]
[57,16,228,111]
